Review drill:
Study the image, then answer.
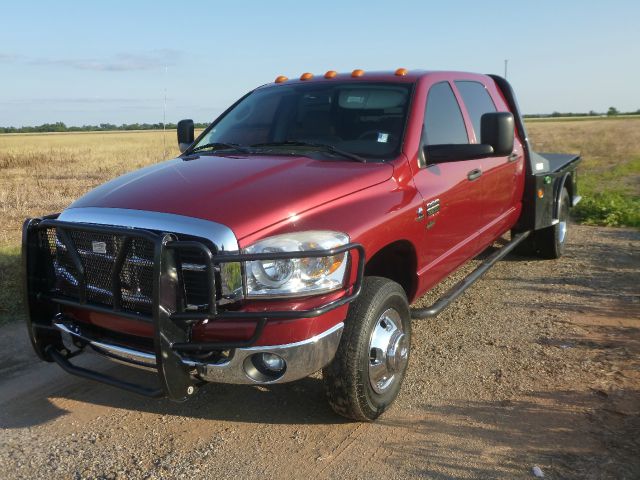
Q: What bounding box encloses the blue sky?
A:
[1,0,638,126]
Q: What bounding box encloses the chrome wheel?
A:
[368,308,409,394]
[558,219,567,244]
[558,194,569,244]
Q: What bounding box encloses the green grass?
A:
[573,157,640,227]
[0,245,23,326]
[574,192,640,227]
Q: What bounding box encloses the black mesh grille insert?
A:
[42,227,156,316]
[176,246,211,309]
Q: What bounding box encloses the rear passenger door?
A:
[454,80,522,244]
[412,81,485,281]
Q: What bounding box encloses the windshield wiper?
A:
[188,142,250,155]
[250,141,367,163]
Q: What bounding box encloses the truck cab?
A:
[23,69,580,420]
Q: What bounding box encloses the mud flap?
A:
[154,234,198,402]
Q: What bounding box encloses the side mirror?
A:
[423,144,494,163]
[177,119,194,153]
[480,112,514,156]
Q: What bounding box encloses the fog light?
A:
[243,353,287,383]
[261,353,285,372]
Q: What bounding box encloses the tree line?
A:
[2,108,639,133]
[523,107,640,118]
[0,121,211,134]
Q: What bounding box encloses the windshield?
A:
[191,81,413,160]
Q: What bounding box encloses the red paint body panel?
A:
[64,70,527,346]
[70,155,393,242]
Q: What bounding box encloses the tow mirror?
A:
[480,112,514,156]
[177,119,194,153]
[424,144,494,163]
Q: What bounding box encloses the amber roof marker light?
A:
[300,72,314,80]
[274,75,288,83]
[324,70,337,79]
[351,69,364,77]
[395,68,408,76]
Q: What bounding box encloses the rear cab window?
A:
[454,81,497,142]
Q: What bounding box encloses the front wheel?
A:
[323,277,411,421]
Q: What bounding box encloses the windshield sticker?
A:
[535,162,544,171]
[346,95,365,104]
[377,132,389,143]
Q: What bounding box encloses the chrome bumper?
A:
[54,321,343,385]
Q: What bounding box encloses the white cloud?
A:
[0,49,182,71]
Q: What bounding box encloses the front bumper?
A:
[55,319,343,384]
[23,215,363,400]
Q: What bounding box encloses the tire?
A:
[323,276,411,421]
[535,188,571,259]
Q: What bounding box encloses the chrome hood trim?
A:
[59,207,239,251]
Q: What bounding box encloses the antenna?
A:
[162,64,168,159]
[504,59,508,79]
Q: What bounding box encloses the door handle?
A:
[467,168,482,181]
[508,153,519,162]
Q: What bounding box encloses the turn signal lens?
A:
[351,69,364,77]
[324,70,337,79]
[274,75,288,83]
[300,72,313,80]
[395,68,408,76]
[537,189,544,198]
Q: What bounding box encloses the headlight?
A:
[244,231,350,298]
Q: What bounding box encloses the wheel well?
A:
[556,173,573,217]
[562,173,573,199]
[364,241,417,300]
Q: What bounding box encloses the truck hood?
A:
[68,154,393,240]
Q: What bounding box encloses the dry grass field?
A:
[1,119,639,324]
[527,117,640,227]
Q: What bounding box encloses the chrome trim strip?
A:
[181,262,207,272]
[59,207,239,252]
[183,322,344,385]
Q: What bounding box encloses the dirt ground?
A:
[0,224,638,479]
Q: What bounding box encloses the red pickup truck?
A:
[23,69,580,420]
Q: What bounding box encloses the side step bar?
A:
[45,345,165,398]
[411,231,531,319]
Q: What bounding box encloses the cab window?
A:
[455,81,497,141]
[423,82,468,146]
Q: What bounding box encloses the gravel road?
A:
[1,224,638,479]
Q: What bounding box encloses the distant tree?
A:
[1,120,206,133]
[607,106,619,116]
[588,110,598,116]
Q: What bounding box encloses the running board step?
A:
[411,231,531,319]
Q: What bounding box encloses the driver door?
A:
[412,81,485,284]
